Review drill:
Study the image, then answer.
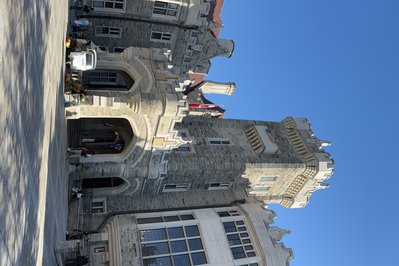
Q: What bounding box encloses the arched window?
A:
[82,70,134,91]
[82,177,125,189]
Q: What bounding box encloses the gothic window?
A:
[150,31,173,43]
[82,70,135,91]
[153,1,180,18]
[88,71,117,84]
[82,177,125,189]
[95,26,122,37]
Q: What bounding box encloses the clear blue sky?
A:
[207,1,399,265]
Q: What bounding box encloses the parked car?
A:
[68,49,97,71]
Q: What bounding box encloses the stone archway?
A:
[81,177,130,195]
[67,117,134,155]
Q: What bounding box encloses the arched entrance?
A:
[67,118,134,154]
[82,69,134,91]
[81,177,125,189]
[81,177,130,195]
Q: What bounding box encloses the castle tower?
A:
[157,116,334,208]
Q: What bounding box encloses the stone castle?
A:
[60,1,334,265]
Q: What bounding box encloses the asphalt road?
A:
[0,0,68,265]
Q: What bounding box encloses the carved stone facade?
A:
[80,0,233,75]
[85,204,292,266]
[63,1,335,265]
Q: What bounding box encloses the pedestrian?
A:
[66,147,92,158]
[71,188,84,199]
[84,5,95,13]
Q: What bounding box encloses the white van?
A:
[68,49,97,71]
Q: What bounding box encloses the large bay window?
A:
[222,220,256,260]
[139,219,208,265]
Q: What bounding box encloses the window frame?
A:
[91,0,126,13]
[252,185,270,191]
[208,138,232,145]
[150,31,173,43]
[222,220,256,260]
[140,224,207,266]
[93,246,106,253]
[163,183,190,192]
[259,176,276,182]
[88,71,118,84]
[95,26,122,38]
[137,214,195,224]
[172,144,192,153]
[152,1,181,20]
[91,198,106,214]
[208,182,232,190]
[217,210,240,217]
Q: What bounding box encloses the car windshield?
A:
[86,54,93,67]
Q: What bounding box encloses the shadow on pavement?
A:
[0,0,67,265]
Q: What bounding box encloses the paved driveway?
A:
[0,0,68,265]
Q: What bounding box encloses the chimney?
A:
[198,81,236,96]
[217,39,235,58]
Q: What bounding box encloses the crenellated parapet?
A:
[280,118,334,208]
